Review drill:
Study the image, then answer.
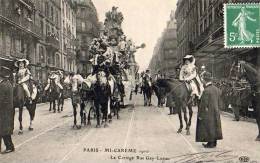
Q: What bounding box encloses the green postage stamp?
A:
[224,3,260,48]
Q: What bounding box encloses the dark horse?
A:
[93,72,111,128]
[79,81,95,127]
[154,79,193,135]
[238,61,260,141]
[142,76,152,106]
[153,83,166,107]
[13,81,37,135]
[109,77,121,121]
[48,78,64,113]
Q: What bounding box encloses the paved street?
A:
[0,94,260,163]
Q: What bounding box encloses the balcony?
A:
[0,2,41,38]
[46,34,60,50]
[195,18,223,50]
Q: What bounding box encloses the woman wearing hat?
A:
[14,59,32,103]
[179,55,204,98]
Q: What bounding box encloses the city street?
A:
[0,93,260,163]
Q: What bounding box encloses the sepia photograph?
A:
[0,0,260,162]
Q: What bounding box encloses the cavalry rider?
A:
[179,55,204,99]
[44,70,63,91]
[14,59,33,103]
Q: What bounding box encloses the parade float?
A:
[88,6,145,103]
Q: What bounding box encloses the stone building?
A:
[61,0,77,73]
[0,0,41,75]
[75,0,99,75]
[175,0,260,79]
[149,11,178,77]
[0,0,78,83]
[34,0,61,82]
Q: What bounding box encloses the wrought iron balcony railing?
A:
[0,7,41,38]
[195,18,223,49]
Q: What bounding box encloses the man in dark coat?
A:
[196,72,223,148]
[0,66,15,153]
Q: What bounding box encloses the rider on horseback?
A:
[14,59,33,103]
[179,55,204,99]
[44,70,64,91]
[143,69,152,87]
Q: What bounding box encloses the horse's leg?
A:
[103,102,109,128]
[49,101,52,112]
[57,98,60,113]
[144,93,147,106]
[177,103,183,133]
[87,104,92,126]
[95,102,101,128]
[61,97,64,111]
[183,106,190,135]
[72,104,80,129]
[80,102,85,126]
[18,106,23,135]
[108,101,112,123]
[116,101,120,119]
[28,104,36,131]
[188,104,193,127]
[53,100,56,113]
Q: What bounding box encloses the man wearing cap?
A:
[179,55,204,99]
[0,66,15,154]
[196,72,223,148]
[14,59,33,103]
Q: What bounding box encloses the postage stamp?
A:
[224,3,260,48]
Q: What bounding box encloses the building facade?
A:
[35,0,61,82]
[0,0,78,83]
[149,11,178,78]
[75,0,99,75]
[175,0,260,79]
[0,0,41,75]
[61,0,77,73]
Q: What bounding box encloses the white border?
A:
[224,3,260,49]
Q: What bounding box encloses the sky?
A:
[92,0,177,71]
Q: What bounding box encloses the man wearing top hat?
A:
[196,72,223,148]
[0,66,15,154]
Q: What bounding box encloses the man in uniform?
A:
[196,72,223,148]
[0,66,15,154]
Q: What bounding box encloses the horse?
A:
[93,71,112,128]
[152,82,166,107]
[237,61,260,141]
[109,76,121,120]
[154,79,194,135]
[48,78,63,113]
[79,79,95,127]
[142,76,152,106]
[13,80,37,135]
